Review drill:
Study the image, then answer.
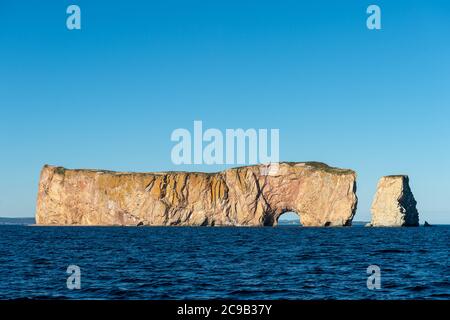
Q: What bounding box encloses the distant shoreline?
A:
[0,217,35,225]
[1,217,448,227]
[1,217,369,227]
[0,217,449,228]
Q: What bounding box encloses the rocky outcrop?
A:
[369,175,419,227]
[35,162,358,227]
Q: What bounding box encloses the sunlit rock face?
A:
[370,175,419,227]
[35,162,358,227]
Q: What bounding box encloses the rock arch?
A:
[36,162,358,227]
[263,210,302,226]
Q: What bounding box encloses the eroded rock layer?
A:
[370,175,419,227]
[35,162,358,227]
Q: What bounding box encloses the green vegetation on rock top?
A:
[46,161,355,176]
[284,161,355,175]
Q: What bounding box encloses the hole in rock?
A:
[277,212,302,226]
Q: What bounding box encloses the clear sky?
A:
[1,1,449,223]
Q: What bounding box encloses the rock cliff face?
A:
[35,162,358,227]
[370,175,419,227]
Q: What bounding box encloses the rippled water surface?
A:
[0,225,448,299]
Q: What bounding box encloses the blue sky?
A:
[0,1,449,223]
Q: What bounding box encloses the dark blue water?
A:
[0,225,448,299]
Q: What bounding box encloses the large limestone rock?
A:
[35,162,358,227]
[370,175,419,227]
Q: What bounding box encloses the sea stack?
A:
[35,162,358,227]
[370,175,419,227]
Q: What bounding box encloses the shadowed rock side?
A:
[370,175,419,227]
[35,162,358,227]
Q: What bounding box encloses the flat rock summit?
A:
[36,162,358,227]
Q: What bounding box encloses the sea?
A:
[0,224,448,300]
